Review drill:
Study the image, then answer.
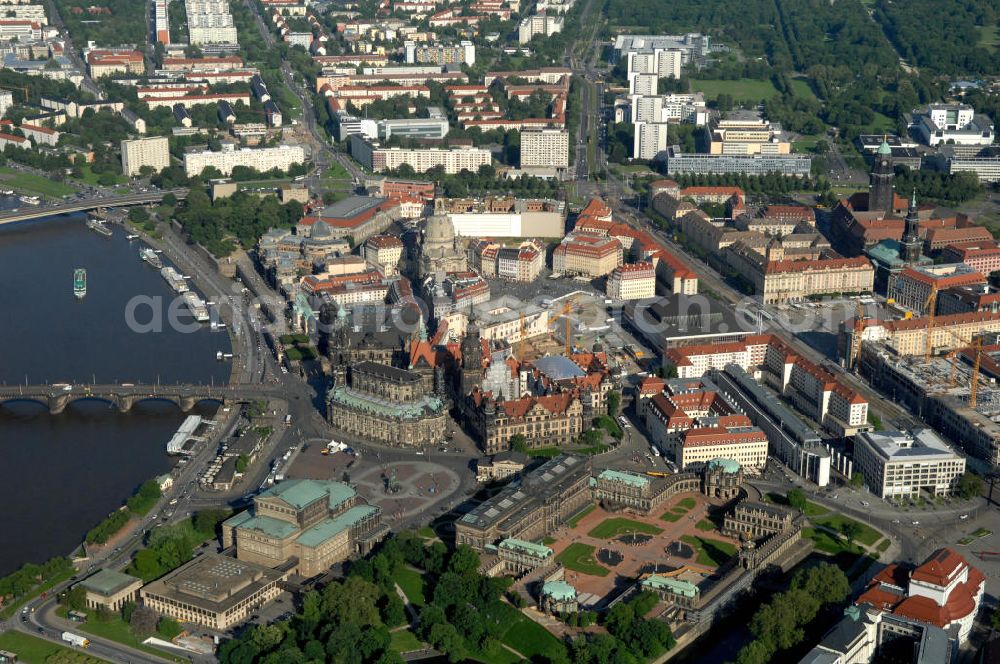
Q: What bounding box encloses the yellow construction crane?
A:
[970,338,984,408]
[924,286,938,360]
[549,296,578,356]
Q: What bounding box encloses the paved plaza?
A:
[285,441,462,524]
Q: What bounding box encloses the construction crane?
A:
[947,350,959,387]
[549,296,578,356]
[970,338,984,408]
[924,286,938,361]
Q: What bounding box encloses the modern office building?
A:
[853,429,965,500]
[712,364,832,487]
[664,146,811,176]
[121,137,170,176]
[912,103,994,147]
[612,33,713,69]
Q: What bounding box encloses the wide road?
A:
[0,190,189,226]
[242,0,363,184]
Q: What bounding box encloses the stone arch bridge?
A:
[0,384,278,415]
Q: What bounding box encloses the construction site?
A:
[858,340,1000,467]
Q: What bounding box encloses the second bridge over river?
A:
[0,383,281,414]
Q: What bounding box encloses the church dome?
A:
[310,220,333,239]
[424,213,455,244]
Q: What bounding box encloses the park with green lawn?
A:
[0,631,108,664]
[555,542,610,577]
[392,566,426,607]
[0,167,76,198]
[587,517,663,539]
[680,535,739,567]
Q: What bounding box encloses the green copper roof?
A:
[78,569,141,597]
[296,505,378,548]
[541,580,577,601]
[598,469,650,488]
[223,510,254,529]
[877,140,892,156]
[259,479,356,510]
[293,292,316,320]
[499,538,553,558]
[707,458,741,474]
[329,385,445,420]
[236,515,300,540]
[641,575,699,598]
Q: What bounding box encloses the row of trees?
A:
[0,556,74,609]
[892,166,982,205]
[86,480,163,545]
[663,171,831,197]
[735,563,851,664]
[378,164,562,199]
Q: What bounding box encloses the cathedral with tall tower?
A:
[900,191,923,264]
[868,139,895,213]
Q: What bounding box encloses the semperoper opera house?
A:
[222,479,388,578]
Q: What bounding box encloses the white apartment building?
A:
[121,137,171,177]
[186,0,238,45]
[0,90,12,119]
[854,429,966,500]
[518,13,563,44]
[606,262,656,301]
[0,4,48,24]
[20,123,59,146]
[628,73,658,96]
[349,135,491,174]
[183,144,305,177]
[627,49,682,80]
[520,128,568,169]
[405,41,475,66]
[633,121,669,160]
[630,93,707,125]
